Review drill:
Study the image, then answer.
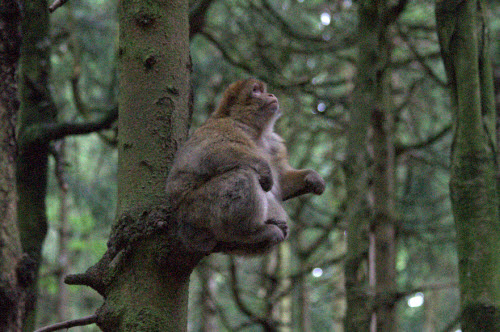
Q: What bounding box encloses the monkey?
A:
[165,78,325,255]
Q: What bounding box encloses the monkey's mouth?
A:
[267,100,279,110]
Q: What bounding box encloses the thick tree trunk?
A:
[0,0,26,330]
[65,1,199,331]
[436,0,500,330]
[16,0,56,330]
[117,0,192,213]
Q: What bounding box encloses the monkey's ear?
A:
[212,80,246,118]
[213,92,235,118]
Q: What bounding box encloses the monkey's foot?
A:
[305,171,326,195]
[265,219,288,238]
[253,159,273,191]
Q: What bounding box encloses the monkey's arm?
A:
[280,168,325,201]
[270,136,325,200]
[202,145,274,191]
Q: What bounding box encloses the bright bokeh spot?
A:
[312,267,323,277]
[407,292,424,308]
[320,12,331,26]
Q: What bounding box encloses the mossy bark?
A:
[344,0,377,329]
[0,0,26,330]
[436,0,500,330]
[117,0,192,214]
[344,1,399,330]
[66,1,199,331]
[111,0,194,328]
[17,0,56,330]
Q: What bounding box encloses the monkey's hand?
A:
[304,171,326,195]
[265,219,288,239]
[253,160,273,192]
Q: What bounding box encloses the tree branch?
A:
[381,0,410,26]
[71,64,119,145]
[259,0,325,43]
[229,258,275,330]
[395,123,452,156]
[397,26,448,87]
[393,78,425,115]
[34,315,97,332]
[189,0,215,37]
[19,107,118,149]
[200,31,253,73]
[48,0,69,13]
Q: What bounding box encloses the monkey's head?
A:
[212,79,281,131]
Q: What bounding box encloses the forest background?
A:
[1,0,500,331]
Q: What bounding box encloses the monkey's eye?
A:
[251,84,262,97]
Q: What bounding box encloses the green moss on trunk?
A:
[17,0,55,330]
[436,1,500,329]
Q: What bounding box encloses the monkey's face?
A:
[249,82,280,115]
[213,79,281,127]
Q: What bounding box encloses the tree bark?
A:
[16,0,56,330]
[54,141,69,322]
[0,0,26,330]
[344,1,402,330]
[15,0,117,329]
[65,1,200,331]
[343,0,373,322]
[436,0,500,330]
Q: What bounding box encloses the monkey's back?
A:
[165,117,262,208]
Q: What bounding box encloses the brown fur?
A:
[166,78,325,255]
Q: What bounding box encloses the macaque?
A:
[166,78,325,255]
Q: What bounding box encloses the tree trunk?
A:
[54,140,69,322]
[436,0,500,330]
[198,259,218,332]
[0,0,26,330]
[344,1,400,330]
[343,0,373,323]
[296,270,311,332]
[17,0,55,329]
[65,1,200,331]
[117,0,192,213]
[371,36,397,332]
[277,244,292,332]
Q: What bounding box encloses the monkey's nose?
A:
[268,94,275,98]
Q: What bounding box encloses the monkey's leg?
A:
[177,168,285,253]
[215,169,286,244]
[211,171,288,255]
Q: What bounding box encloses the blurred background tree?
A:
[5,0,499,330]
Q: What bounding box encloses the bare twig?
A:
[200,31,253,74]
[19,106,118,149]
[229,258,276,330]
[397,26,448,87]
[381,0,409,26]
[48,0,69,13]
[189,0,215,36]
[395,123,452,156]
[34,315,97,332]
